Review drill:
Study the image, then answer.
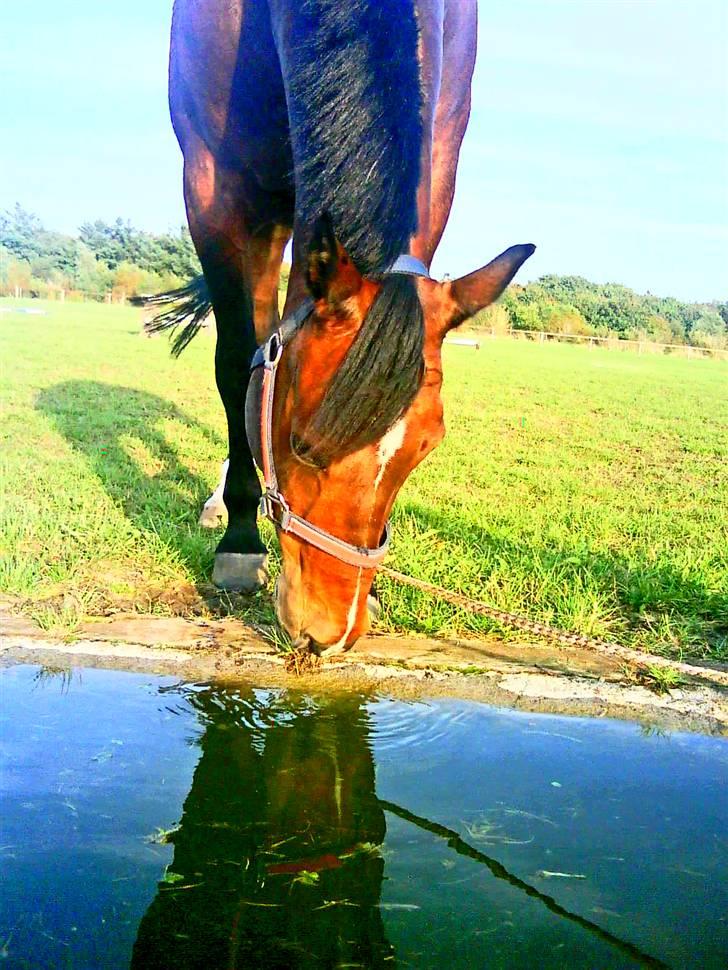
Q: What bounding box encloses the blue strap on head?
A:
[385,254,430,278]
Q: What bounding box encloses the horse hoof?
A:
[213,553,269,592]
[199,500,226,528]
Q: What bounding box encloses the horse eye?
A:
[290,431,324,468]
[290,430,305,455]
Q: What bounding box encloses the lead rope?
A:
[379,566,728,689]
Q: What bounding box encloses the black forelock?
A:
[284,0,423,275]
[295,274,424,467]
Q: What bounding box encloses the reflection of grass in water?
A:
[502,807,557,827]
[462,817,535,846]
[3,298,726,660]
[145,825,180,845]
[340,842,379,859]
[31,664,75,692]
[162,869,184,884]
[462,803,561,847]
[290,871,319,888]
[314,899,360,910]
[536,869,586,880]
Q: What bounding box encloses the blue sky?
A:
[1,1,726,301]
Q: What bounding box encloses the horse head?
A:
[248,214,534,655]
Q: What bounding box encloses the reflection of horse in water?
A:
[131,689,392,968]
[131,688,668,969]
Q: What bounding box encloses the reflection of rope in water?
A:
[379,799,670,970]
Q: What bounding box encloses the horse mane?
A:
[287,0,425,464]
[287,0,423,274]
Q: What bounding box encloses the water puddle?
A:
[1,664,726,968]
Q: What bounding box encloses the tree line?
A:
[0,203,200,302]
[480,274,727,350]
[1,203,726,348]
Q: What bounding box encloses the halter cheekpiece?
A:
[248,255,429,568]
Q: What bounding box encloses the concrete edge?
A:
[2,629,726,737]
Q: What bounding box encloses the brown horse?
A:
[162,0,534,654]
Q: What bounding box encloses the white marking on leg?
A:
[373,418,406,491]
[207,457,229,507]
[199,457,229,526]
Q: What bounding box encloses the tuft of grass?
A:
[1,298,726,660]
[26,594,88,639]
[633,664,686,694]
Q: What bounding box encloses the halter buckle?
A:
[260,490,291,531]
[264,331,285,369]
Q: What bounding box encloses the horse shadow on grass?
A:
[36,380,226,600]
[34,381,726,654]
[393,500,727,659]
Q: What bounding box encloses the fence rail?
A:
[489,328,728,361]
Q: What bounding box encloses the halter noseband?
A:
[248,255,429,569]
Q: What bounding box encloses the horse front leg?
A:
[185,151,290,591]
[213,326,269,591]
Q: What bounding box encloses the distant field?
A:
[1,298,726,660]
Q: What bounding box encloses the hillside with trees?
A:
[0,204,200,303]
[494,275,727,350]
[1,203,726,349]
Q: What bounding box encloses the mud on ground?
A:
[1,600,726,736]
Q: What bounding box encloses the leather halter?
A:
[249,255,429,569]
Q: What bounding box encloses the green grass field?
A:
[1,298,726,660]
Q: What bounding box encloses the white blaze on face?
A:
[324,568,363,654]
[324,419,407,655]
[374,418,407,491]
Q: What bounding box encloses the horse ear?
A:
[306,212,363,308]
[445,244,536,332]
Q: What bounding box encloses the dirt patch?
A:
[1,600,726,736]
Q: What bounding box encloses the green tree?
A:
[690,313,727,349]
[0,204,44,262]
[73,244,113,298]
